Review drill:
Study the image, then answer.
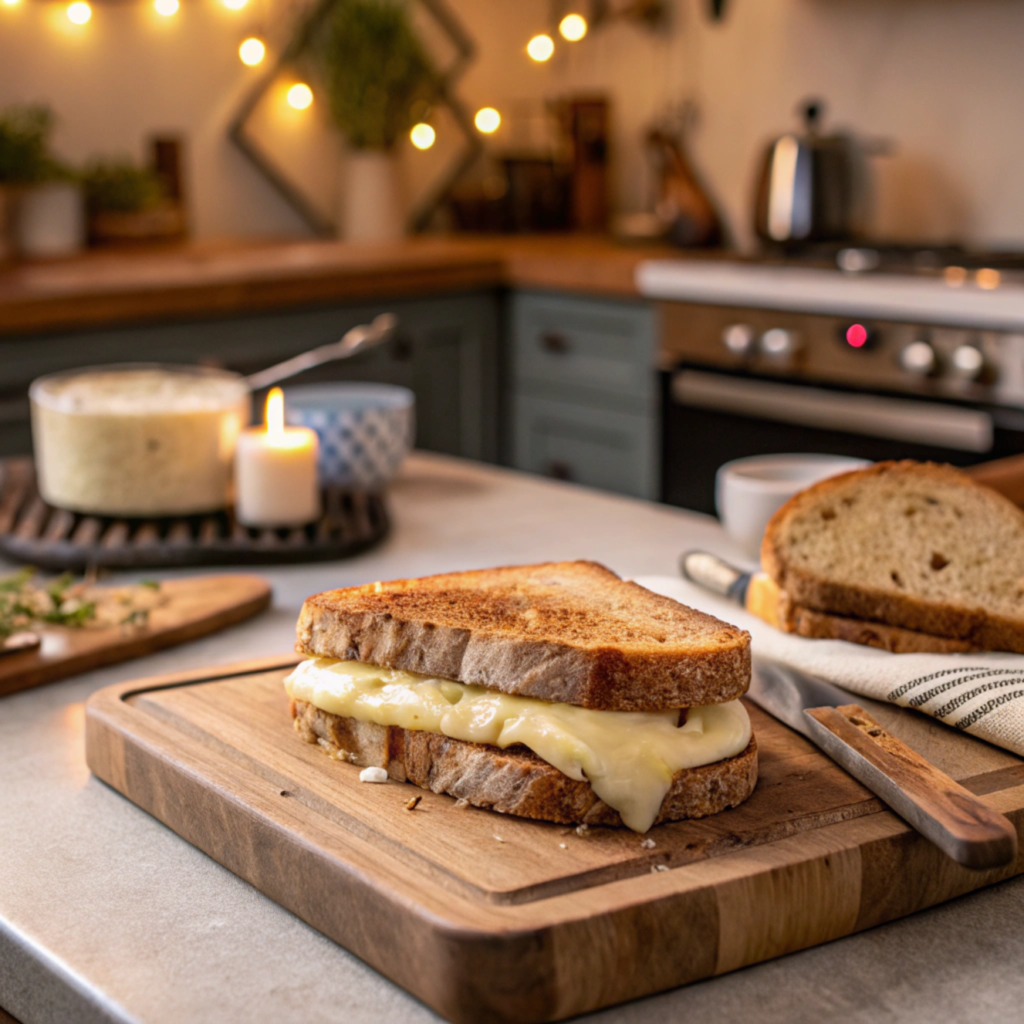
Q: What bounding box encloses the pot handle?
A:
[244,313,399,391]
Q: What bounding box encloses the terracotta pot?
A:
[339,150,404,242]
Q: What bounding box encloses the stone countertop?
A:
[0,235,686,338]
[2,453,1024,1024]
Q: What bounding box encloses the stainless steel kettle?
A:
[753,100,872,246]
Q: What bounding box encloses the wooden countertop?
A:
[0,235,685,337]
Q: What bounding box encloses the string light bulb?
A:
[2,0,22,7]
[154,0,179,16]
[474,107,501,134]
[238,37,266,65]
[222,0,247,9]
[287,83,313,110]
[410,123,436,150]
[559,13,587,41]
[526,33,554,61]
[67,1,91,23]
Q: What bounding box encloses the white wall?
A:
[2,0,1024,249]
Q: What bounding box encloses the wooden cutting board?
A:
[0,575,270,697]
[85,658,1024,1024]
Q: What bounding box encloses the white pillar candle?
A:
[235,388,320,527]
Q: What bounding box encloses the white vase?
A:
[339,150,404,243]
[16,181,85,259]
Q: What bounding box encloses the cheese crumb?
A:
[640,838,656,849]
[359,766,388,783]
[559,843,567,850]
[575,824,590,838]
[651,864,669,873]
[454,798,471,809]
[494,835,505,843]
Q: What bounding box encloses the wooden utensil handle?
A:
[805,704,1018,871]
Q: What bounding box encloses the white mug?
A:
[716,454,870,561]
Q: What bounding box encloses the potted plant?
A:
[82,158,185,246]
[303,0,437,241]
[0,105,84,261]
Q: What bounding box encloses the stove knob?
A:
[761,328,801,358]
[899,339,937,376]
[950,343,986,381]
[721,323,756,356]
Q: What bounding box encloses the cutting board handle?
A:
[805,704,1018,871]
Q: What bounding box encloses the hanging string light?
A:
[154,0,179,17]
[287,83,313,110]
[474,107,500,134]
[526,33,554,61]
[238,36,266,65]
[66,1,91,24]
[558,13,587,40]
[410,123,436,150]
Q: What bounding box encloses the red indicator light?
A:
[846,323,869,348]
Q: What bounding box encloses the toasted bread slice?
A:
[291,698,758,827]
[762,461,1024,653]
[295,561,750,711]
[745,567,977,653]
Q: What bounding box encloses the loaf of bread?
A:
[762,461,1024,653]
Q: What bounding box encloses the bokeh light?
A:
[239,37,265,65]
[67,2,91,24]
[559,14,587,41]
[154,0,179,17]
[474,107,501,134]
[526,33,554,61]
[287,83,313,110]
[410,123,436,150]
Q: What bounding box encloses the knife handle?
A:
[805,704,1018,871]
[680,551,751,604]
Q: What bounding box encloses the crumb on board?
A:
[494,835,505,843]
[405,796,421,811]
[454,797,471,809]
[575,824,590,838]
[651,864,669,873]
[559,843,567,850]
[640,838,656,849]
[358,766,388,783]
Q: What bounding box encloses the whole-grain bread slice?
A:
[296,561,750,711]
[291,698,758,827]
[745,567,977,654]
[761,461,1024,653]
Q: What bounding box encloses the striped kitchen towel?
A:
[637,574,1024,758]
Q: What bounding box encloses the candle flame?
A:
[265,387,285,441]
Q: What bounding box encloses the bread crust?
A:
[291,698,758,828]
[295,561,750,711]
[761,461,1024,653]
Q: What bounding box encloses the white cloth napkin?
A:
[636,575,1024,758]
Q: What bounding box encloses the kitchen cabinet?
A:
[507,291,659,498]
[0,292,499,463]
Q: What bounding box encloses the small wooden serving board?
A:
[0,575,271,697]
[85,658,1024,1024]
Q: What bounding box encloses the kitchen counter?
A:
[3,452,1024,1024]
[0,235,682,337]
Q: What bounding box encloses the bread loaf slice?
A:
[745,566,977,654]
[296,561,750,711]
[291,698,758,827]
[762,461,1024,652]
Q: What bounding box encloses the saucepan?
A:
[28,314,398,517]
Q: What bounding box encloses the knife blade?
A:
[749,657,1018,871]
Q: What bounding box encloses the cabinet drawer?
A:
[511,394,656,499]
[511,293,656,403]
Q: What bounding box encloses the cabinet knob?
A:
[547,460,573,481]
[540,332,571,355]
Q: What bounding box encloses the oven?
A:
[658,301,1024,514]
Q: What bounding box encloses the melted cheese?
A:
[285,658,751,833]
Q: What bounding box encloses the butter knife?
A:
[749,659,1017,870]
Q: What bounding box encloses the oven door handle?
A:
[672,370,994,453]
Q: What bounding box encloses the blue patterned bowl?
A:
[284,383,415,490]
